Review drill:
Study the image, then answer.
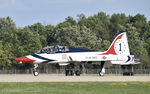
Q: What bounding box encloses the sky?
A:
[0,0,149,27]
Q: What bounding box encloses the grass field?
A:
[0,82,150,94]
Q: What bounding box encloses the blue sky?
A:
[0,0,149,27]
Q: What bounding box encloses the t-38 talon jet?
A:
[15,32,140,76]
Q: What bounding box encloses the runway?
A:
[0,74,150,82]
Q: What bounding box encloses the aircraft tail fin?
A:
[100,32,130,55]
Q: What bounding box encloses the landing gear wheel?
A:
[33,71,39,76]
[99,71,104,76]
[65,70,69,76]
[65,70,74,76]
[75,70,80,76]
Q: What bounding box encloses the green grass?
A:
[0,82,150,94]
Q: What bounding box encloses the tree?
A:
[17,28,42,56]
[144,21,150,55]
[54,26,102,50]
[57,16,77,28]
[129,14,147,38]
[0,41,11,69]
[109,13,129,38]
[125,24,149,67]
[0,17,18,68]
[45,25,55,45]
[27,23,48,47]
[0,16,16,31]
[77,13,86,21]
[78,12,110,40]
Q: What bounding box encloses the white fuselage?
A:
[27,51,129,64]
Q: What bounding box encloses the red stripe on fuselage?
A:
[131,56,134,62]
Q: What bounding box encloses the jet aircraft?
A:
[15,32,140,76]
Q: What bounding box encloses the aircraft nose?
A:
[15,56,35,63]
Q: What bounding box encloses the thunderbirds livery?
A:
[15,32,140,76]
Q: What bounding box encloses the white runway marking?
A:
[0,74,150,82]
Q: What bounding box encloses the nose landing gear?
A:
[33,63,39,76]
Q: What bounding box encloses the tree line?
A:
[0,12,150,69]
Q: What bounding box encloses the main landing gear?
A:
[33,63,39,76]
[65,69,81,76]
[65,64,81,76]
[99,61,105,76]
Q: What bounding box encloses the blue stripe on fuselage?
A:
[32,54,55,63]
[126,56,131,62]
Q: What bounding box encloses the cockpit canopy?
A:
[37,46,95,54]
[37,46,69,54]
